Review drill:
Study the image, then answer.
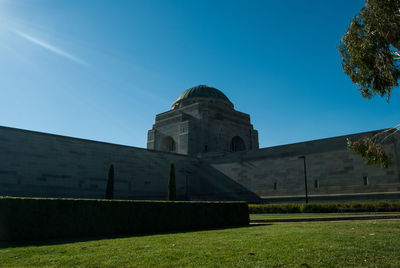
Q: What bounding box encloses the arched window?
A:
[160,136,176,152]
[230,136,246,152]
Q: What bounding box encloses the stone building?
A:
[147,85,258,155]
[0,85,399,202]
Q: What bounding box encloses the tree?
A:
[346,130,396,168]
[105,164,115,199]
[339,0,400,167]
[168,162,176,201]
[339,0,400,99]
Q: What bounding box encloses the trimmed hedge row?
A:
[0,197,249,241]
[249,201,400,214]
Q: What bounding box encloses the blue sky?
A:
[0,0,399,149]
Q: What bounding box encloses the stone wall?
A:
[0,126,258,201]
[1,125,399,203]
[205,130,400,202]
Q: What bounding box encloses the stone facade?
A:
[0,85,399,202]
[0,126,258,201]
[147,85,258,155]
[205,130,400,202]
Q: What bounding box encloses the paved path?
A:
[251,215,400,223]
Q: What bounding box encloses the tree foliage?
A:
[338,0,400,100]
[339,0,400,168]
[346,127,399,169]
[346,136,393,169]
[168,162,176,201]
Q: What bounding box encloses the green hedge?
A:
[249,201,400,214]
[0,197,249,241]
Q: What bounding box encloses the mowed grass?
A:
[1,220,400,267]
[250,212,400,220]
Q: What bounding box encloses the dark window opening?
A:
[230,136,246,152]
[160,136,176,152]
[204,145,208,152]
[314,179,319,189]
[273,182,277,190]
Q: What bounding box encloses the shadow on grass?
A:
[0,223,271,249]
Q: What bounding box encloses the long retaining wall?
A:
[1,125,399,203]
[205,130,400,202]
[0,126,258,201]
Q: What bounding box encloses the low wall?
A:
[0,197,249,241]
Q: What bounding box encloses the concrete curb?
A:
[251,215,400,223]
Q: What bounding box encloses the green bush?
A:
[250,203,301,213]
[0,197,249,242]
[168,162,176,201]
[105,164,114,200]
[249,201,400,214]
[301,203,339,213]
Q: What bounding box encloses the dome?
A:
[171,85,232,109]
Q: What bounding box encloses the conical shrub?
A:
[168,162,176,201]
[105,164,114,199]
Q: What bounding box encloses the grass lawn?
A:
[250,212,400,220]
[1,220,400,267]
